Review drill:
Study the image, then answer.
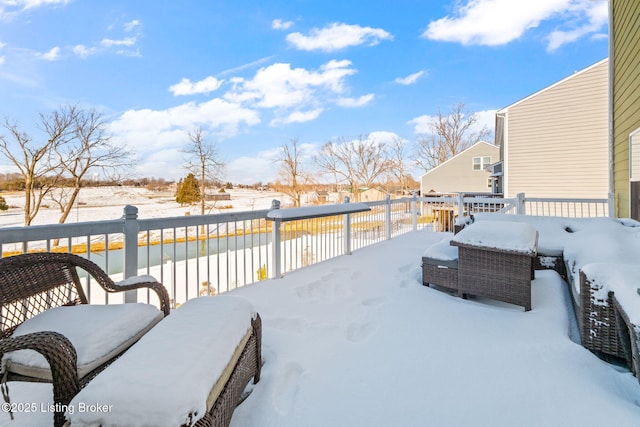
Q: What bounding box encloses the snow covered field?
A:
[0,187,284,227]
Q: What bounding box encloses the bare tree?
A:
[274,138,310,207]
[0,112,73,225]
[315,135,393,201]
[183,127,225,215]
[53,106,134,224]
[414,102,491,172]
[387,136,411,193]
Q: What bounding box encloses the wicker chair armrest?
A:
[110,278,171,316]
[0,332,80,427]
[59,254,170,316]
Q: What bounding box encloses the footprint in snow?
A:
[346,319,376,342]
[361,296,388,307]
[272,362,304,415]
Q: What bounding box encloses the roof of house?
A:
[419,140,499,179]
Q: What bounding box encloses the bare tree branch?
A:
[183,127,225,215]
[314,135,393,201]
[0,117,62,225]
[53,107,134,224]
[274,138,311,207]
[414,102,491,172]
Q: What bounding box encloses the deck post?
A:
[270,200,282,279]
[608,192,615,218]
[516,193,526,215]
[343,196,352,255]
[122,205,139,303]
[385,195,392,239]
[457,193,465,220]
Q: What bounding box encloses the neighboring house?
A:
[419,141,498,194]
[494,58,609,199]
[611,0,640,219]
[360,187,390,202]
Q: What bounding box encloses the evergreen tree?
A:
[175,173,200,205]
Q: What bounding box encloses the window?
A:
[472,156,491,171]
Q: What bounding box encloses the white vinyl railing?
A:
[0,192,612,307]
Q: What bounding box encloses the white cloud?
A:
[0,0,69,20]
[336,94,374,108]
[39,46,60,61]
[546,1,608,51]
[270,108,323,126]
[169,76,224,96]
[272,19,293,30]
[101,37,137,48]
[0,56,4,65]
[286,22,393,52]
[124,19,141,32]
[423,0,607,50]
[110,98,261,156]
[395,71,425,85]
[224,60,358,117]
[72,44,98,58]
[110,98,263,181]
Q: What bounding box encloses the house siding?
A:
[612,0,640,218]
[502,59,609,199]
[420,142,498,194]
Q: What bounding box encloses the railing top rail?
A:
[267,203,370,221]
[0,218,124,245]
[523,197,609,204]
[137,209,270,231]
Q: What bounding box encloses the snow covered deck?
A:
[2,229,640,426]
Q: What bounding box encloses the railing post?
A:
[457,193,464,220]
[343,196,352,255]
[385,195,392,239]
[411,194,418,232]
[516,193,526,215]
[122,205,139,303]
[270,200,282,279]
[608,192,615,218]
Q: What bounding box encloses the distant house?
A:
[495,59,609,199]
[611,0,640,219]
[205,192,231,201]
[359,187,390,202]
[419,141,499,195]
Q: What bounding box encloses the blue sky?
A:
[0,0,609,184]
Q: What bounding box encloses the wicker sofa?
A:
[457,214,640,370]
[0,252,170,427]
[66,296,262,427]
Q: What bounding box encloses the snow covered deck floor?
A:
[2,230,640,426]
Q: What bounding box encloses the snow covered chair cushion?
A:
[2,303,163,380]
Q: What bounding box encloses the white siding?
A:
[420,142,499,194]
[503,59,609,199]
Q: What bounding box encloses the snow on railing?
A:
[0,193,612,307]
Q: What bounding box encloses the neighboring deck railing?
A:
[0,192,612,307]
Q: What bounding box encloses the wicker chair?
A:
[0,252,170,427]
[578,270,626,360]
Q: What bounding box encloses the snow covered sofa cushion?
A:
[2,303,163,381]
[66,295,262,427]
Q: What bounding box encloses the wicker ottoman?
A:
[422,238,460,295]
